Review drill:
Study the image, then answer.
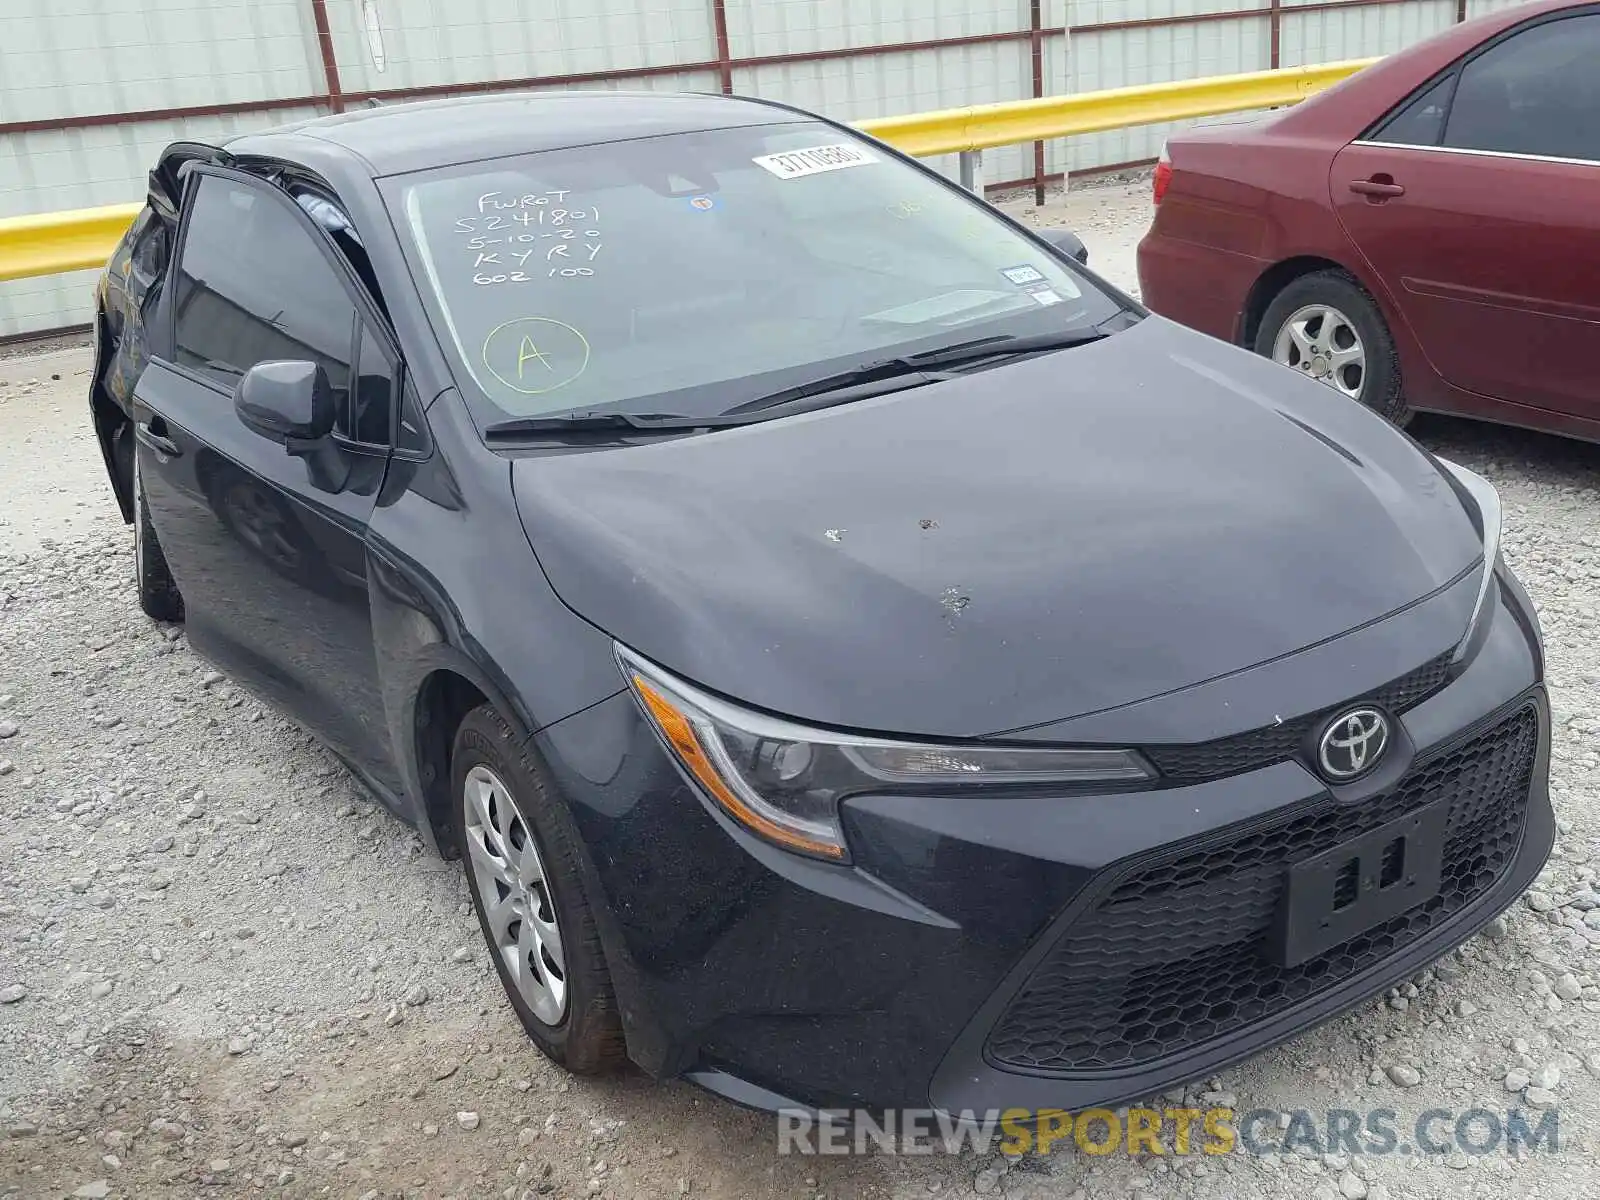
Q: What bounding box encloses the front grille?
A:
[986,705,1538,1076]
[1143,652,1454,784]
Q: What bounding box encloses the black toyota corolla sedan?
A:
[89,90,1550,1115]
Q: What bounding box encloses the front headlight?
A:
[617,646,1155,862]
[1435,457,1502,663]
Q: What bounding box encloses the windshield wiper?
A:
[721,327,1111,418]
[483,410,735,438]
[483,325,1116,440]
[484,370,952,439]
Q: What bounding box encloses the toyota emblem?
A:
[1317,707,1390,781]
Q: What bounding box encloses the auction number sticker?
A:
[753,143,877,180]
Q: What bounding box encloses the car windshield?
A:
[384,118,1126,422]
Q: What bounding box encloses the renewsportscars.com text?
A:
[776,1106,1560,1158]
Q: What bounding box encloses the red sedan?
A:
[1137,0,1600,440]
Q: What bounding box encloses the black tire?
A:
[132,448,184,623]
[453,704,626,1075]
[1254,269,1410,426]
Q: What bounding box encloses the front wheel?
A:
[132,447,184,623]
[1254,270,1409,426]
[454,704,626,1074]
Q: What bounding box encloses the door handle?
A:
[1349,178,1406,199]
[134,420,182,458]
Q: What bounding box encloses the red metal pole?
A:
[1270,0,1282,69]
[712,0,735,94]
[1031,0,1046,206]
[309,0,345,113]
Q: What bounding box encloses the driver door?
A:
[132,167,403,793]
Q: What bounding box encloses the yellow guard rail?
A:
[0,202,147,284]
[855,57,1374,156]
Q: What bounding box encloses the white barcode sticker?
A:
[752,143,877,180]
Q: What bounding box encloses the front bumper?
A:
[534,569,1549,1113]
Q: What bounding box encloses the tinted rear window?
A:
[1370,75,1456,147]
[1443,14,1600,160]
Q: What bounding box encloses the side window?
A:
[349,326,395,445]
[1443,15,1600,161]
[172,175,358,399]
[1369,74,1456,147]
[294,187,388,315]
[397,384,430,454]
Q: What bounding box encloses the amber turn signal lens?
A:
[631,673,847,860]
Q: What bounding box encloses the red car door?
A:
[1330,10,1600,419]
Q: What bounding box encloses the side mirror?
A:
[234,360,336,448]
[1036,227,1089,266]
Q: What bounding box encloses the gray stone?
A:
[0,984,25,1004]
[1384,1064,1421,1088]
[457,1111,481,1131]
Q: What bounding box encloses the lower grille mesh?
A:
[986,705,1538,1075]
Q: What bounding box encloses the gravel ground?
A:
[4,175,1600,1200]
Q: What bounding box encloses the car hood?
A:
[511,317,1482,738]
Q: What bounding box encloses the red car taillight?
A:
[1153,150,1173,206]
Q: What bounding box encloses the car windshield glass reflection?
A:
[387,121,1123,421]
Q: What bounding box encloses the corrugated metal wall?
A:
[0,0,327,338]
[0,0,1542,337]
[325,0,722,95]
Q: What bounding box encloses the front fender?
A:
[362,419,625,852]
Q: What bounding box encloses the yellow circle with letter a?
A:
[481,317,591,396]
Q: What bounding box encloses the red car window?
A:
[1443,13,1600,162]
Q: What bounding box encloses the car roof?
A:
[222,90,808,177]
